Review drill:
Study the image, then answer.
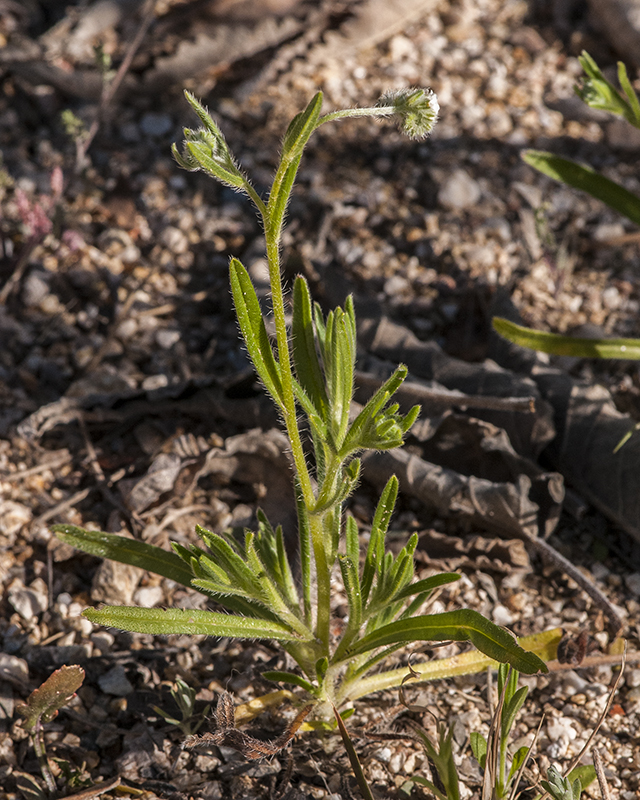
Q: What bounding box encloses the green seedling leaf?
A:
[540,765,581,800]
[493,317,640,359]
[346,610,548,674]
[507,745,530,786]
[575,52,638,126]
[282,92,323,161]
[52,525,195,587]
[567,765,597,793]
[17,665,85,730]
[412,724,460,800]
[333,703,375,800]
[470,731,487,769]
[229,258,284,407]
[83,606,312,641]
[522,150,640,226]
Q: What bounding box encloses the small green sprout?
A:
[152,676,211,736]
[16,665,85,796]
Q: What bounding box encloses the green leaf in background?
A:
[83,606,311,641]
[575,51,640,127]
[52,525,195,587]
[493,317,640,359]
[522,150,640,226]
[470,731,487,769]
[345,609,548,674]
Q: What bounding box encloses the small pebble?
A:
[91,631,115,652]
[438,169,481,210]
[98,665,134,696]
[141,373,169,390]
[133,585,164,608]
[0,653,29,683]
[8,578,48,620]
[624,572,640,597]
[22,271,51,308]
[161,226,189,254]
[374,747,392,763]
[491,604,513,626]
[155,329,181,349]
[0,501,32,538]
[384,275,410,296]
[91,560,141,605]
[140,112,173,138]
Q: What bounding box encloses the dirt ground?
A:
[1,1,640,798]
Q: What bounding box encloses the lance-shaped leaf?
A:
[493,317,640,359]
[282,92,323,161]
[261,671,317,695]
[393,572,461,602]
[17,665,85,730]
[229,258,284,407]
[52,525,194,587]
[361,476,398,604]
[83,606,313,641]
[292,276,328,419]
[345,609,548,674]
[522,150,640,226]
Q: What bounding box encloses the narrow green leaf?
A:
[292,276,328,418]
[52,525,194,587]
[507,746,530,785]
[83,606,310,641]
[294,479,312,626]
[282,92,323,161]
[393,572,461,602]
[493,317,640,359]
[229,258,284,406]
[292,378,327,440]
[346,609,548,674]
[618,62,640,126]
[361,476,398,604]
[501,685,528,741]
[189,580,283,619]
[470,731,487,769]
[194,525,261,595]
[345,515,360,565]
[522,150,640,226]
[332,704,376,800]
[336,554,362,656]
[261,671,317,694]
[567,765,597,793]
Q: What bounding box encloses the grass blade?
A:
[493,317,640,359]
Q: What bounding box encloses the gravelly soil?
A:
[1,1,640,798]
